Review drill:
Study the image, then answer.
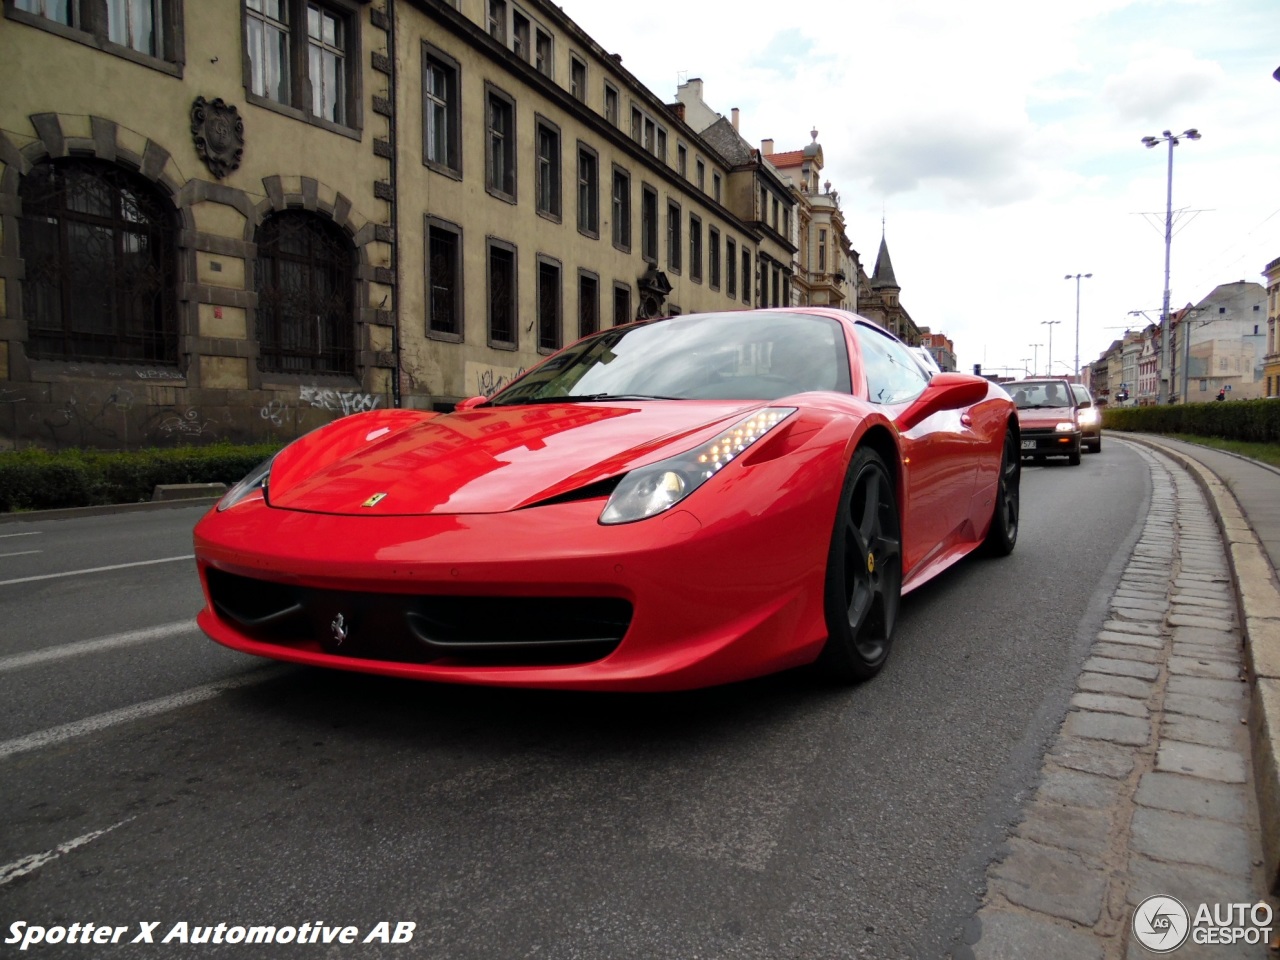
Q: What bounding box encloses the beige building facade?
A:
[1265,255,1280,397]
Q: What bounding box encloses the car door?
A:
[852,324,980,572]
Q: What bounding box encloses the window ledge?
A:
[245,92,362,141]
[427,329,464,344]
[5,5,184,77]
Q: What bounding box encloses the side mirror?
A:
[897,373,990,432]
[454,396,488,412]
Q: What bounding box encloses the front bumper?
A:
[1018,429,1081,457]
[193,490,834,691]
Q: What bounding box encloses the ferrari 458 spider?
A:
[194,308,1020,690]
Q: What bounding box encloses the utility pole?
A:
[1040,320,1061,376]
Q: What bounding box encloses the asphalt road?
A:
[0,439,1150,960]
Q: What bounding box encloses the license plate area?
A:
[1020,439,1036,450]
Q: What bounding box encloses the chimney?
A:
[761,139,774,155]
[731,108,739,131]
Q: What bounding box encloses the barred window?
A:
[537,258,561,351]
[19,159,178,365]
[254,211,355,375]
[245,0,355,127]
[427,219,462,337]
[488,240,517,345]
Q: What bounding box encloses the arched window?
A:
[19,159,178,365]
[254,211,355,376]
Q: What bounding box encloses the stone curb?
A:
[1123,434,1280,893]
[0,497,220,525]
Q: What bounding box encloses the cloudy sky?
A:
[561,0,1279,378]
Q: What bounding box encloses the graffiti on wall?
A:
[299,386,381,416]
[467,362,527,398]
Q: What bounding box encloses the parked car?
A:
[194,308,1020,691]
[1071,383,1102,453]
[1004,377,1083,465]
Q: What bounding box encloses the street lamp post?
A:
[1040,320,1061,375]
[1141,128,1201,403]
[1020,357,1033,376]
[1065,273,1092,378]
[1030,343,1042,377]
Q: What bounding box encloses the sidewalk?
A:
[955,434,1280,959]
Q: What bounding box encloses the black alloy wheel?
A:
[817,447,902,682]
[983,426,1020,556]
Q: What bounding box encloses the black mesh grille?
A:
[205,568,630,667]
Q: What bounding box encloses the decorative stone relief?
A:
[191,97,244,179]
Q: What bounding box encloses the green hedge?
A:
[1103,398,1280,443]
[0,442,282,513]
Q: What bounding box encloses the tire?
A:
[1091,437,1102,453]
[816,447,902,683]
[1068,443,1081,466]
[983,427,1020,557]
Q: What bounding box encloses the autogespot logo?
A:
[1133,895,1190,953]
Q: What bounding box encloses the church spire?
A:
[871,223,899,290]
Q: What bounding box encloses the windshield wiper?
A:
[498,393,680,405]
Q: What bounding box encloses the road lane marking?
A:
[0,554,195,587]
[0,620,199,674]
[0,666,292,761]
[0,531,41,539]
[0,818,135,887]
[0,550,41,558]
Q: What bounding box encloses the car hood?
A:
[267,401,767,516]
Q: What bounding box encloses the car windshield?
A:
[485,311,852,406]
[1008,382,1074,408]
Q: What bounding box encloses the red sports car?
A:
[194,309,1019,691]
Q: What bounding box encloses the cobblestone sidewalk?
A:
[953,445,1275,959]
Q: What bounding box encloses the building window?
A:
[570,55,586,100]
[666,200,682,272]
[604,83,619,126]
[12,0,179,63]
[696,158,705,192]
[713,173,721,204]
[511,9,529,59]
[487,0,506,41]
[742,248,751,304]
[613,282,631,326]
[726,237,737,298]
[487,239,517,346]
[709,227,721,290]
[783,208,790,237]
[422,45,460,175]
[535,26,552,76]
[485,85,516,201]
[677,144,687,178]
[255,210,356,376]
[245,0,355,128]
[577,143,599,237]
[18,158,178,365]
[535,118,561,220]
[537,257,561,352]
[579,270,599,337]
[640,185,658,263]
[426,217,462,338]
[772,197,779,229]
[689,215,702,283]
[818,229,826,271]
[772,265,780,306]
[656,129,667,164]
[611,167,630,252]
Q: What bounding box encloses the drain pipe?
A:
[386,0,402,408]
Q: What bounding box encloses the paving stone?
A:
[1125,854,1262,908]
[1175,576,1230,588]
[1082,656,1160,681]
[1112,597,1169,614]
[1047,736,1137,780]
[1168,656,1241,681]
[1133,771,1248,823]
[1065,709,1151,747]
[1171,642,1238,663]
[1077,672,1154,700]
[1037,766,1127,809]
[1163,692,1248,724]
[1130,807,1252,874]
[1169,613,1235,630]
[1115,587,1168,600]
[967,908,1104,960]
[991,838,1107,926]
[1171,594,1234,610]
[1111,607,1166,623]
[1093,642,1163,664]
[1167,675,1246,702]
[1098,629,1164,649]
[1171,607,1235,628]
[1155,740,1247,783]
[1015,800,1112,857]
[1102,619,1163,637]
[1171,625,1238,647]
[1070,692,1149,718]
[1161,713,1242,750]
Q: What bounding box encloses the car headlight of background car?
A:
[1078,408,1100,426]
[217,456,276,511]
[1054,420,1078,433]
[600,408,795,524]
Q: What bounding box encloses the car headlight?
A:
[217,456,275,511]
[600,407,796,524]
[1055,421,1077,433]
[1078,408,1100,426]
